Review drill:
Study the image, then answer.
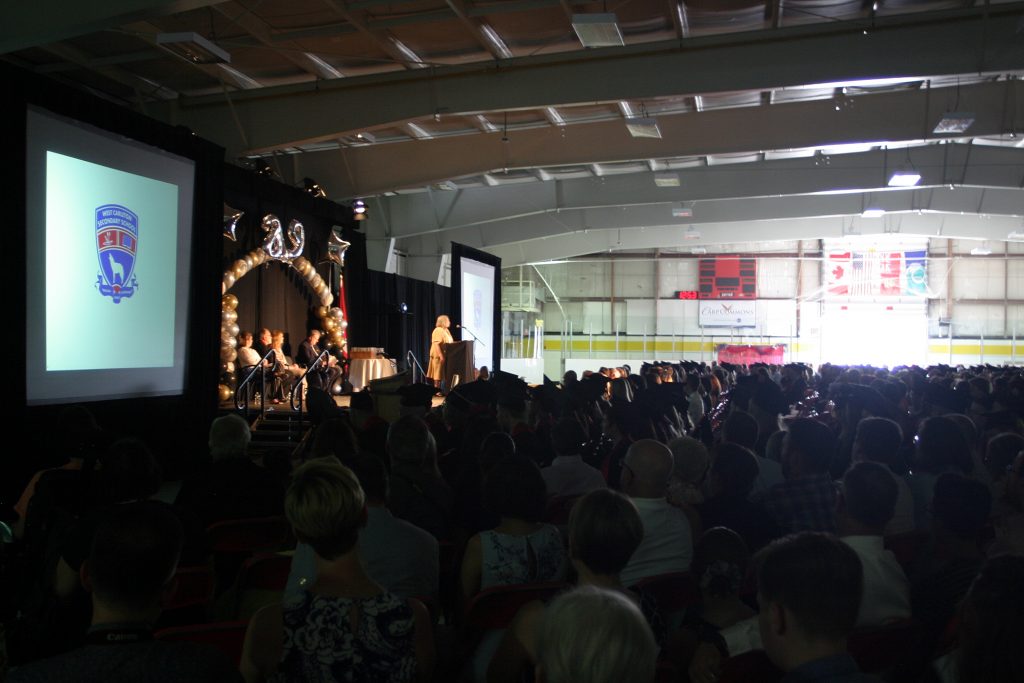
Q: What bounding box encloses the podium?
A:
[443,340,474,389]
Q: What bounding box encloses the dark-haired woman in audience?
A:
[240,459,431,682]
[486,488,658,683]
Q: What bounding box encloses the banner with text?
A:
[699,300,756,327]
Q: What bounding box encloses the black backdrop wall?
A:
[222,165,365,358]
[347,270,449,372]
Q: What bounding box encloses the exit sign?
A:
[676,291,699,300]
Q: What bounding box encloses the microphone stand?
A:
[458,325,486,346]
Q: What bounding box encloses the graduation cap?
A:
[399,382,437,409]
[569,372,610,403]
[532,375,569,416]
[446,379,496,412]
[829,382,893,418]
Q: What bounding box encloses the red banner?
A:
[716,344,786,365]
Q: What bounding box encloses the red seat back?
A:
[165,565,215,611]
[206,516,293,555]
[238,553,292,592]
[154,620,250,666]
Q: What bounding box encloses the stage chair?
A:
[233,553,292,619]
[154,620,250,666]
[718,650,783,683]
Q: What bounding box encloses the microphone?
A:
[455,324,462,329]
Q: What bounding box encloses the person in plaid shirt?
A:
[765,418,839,534]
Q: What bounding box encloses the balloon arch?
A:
[216,213,349,401]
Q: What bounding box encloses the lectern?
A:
[443,340,474,390]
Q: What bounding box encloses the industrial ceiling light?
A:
[352,199,367,221]
[970,247,992,256]
[654,172,680,187]
[571,13,624,48]
[157,32,230,64]
[888,167,921,187]
[933,112,975,134]
[861,209,886,218]
[626,117,661,139]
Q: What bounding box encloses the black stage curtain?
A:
[222,165,364,360]
[347,270,449,371]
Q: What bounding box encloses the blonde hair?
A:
[435,315,450,328]
[285,459,365,559]
[538,586,657,683]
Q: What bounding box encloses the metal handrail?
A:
[290,349,334,412]
[235,349,275,417]
[406,350,427,384]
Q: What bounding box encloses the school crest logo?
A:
[95,204,138,303]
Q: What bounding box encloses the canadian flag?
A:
[827,252,851,295]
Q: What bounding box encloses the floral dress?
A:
[479,525,568,588]
[270,589,416,682]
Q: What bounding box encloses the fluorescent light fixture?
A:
[933,112,975,135]
[544,107,566,126]
[888,168,921,187]
[157,32,230,64]
[672,207,694,218]
[405,122,432,139]
[691,247,707,254]
[432,180,458,191]
[618,101,638,117]
[655,172,680,187]
[1008,231,1024,241]
[683,228,701,240]
[354,132,376,143]
[861,209,886,218]
[970,247,992,256]
[480,24,513,59]
[625,117,661,139]
[572,13,624,48]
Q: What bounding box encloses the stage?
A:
[223,391,447,413]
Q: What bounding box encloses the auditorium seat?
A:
[158,564,216,627]
[233,552,292,619]
[154,620,250,666]
[206,516,294,591]
[718,649,783,683]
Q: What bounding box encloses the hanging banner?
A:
[826,252,851,295]
[825,249,928,298]
[904,250,927,296]
[699,300,756,327]
[716,344,786,365]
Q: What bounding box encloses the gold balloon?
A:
[320,293,333,307]
[244,254,254,270]
[322,317,337,332]
[222,309,238,324]
[329,307,344,321]
[315,305,328,319]
[222,335,237,349]
[220,346,237,362]
[233,260,248,279]
[218,384,233,402]
[225,360,235,373]
[330,329,344,346]
[222,293,239,311]
[223,273,236,289]
[222,322,239,338]
[341,320,348,329]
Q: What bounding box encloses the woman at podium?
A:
[428,314,453,388]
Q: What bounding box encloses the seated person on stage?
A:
[253,327,272,358]
[296,328,340,391]
[10,503,240,683]
[535,586,658,683]
[241,459,431,683]
[837,462,911,628]
[461,455,568,601]
[756,533,882,683]
[237,331,277,399]
[619,439,694,587]
[269,329,303,403]
[285,452,439,603]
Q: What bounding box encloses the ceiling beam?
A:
[148,4,1024,156]
[281,81,1024,197]
[0,0,226,54]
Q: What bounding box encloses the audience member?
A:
[387,415,454,540]
[241,459,430,682]
[487,488,646,683]
[286,452,439,602]
[619,439,694,586]
[851,417,914,535]
[10,503,240,682]
[541,418,606,499]
[665,435,710,507]
[837,462,911,627]
[535,586,658,683]
[765,418,839,534]
[756,532,882,682]
[460,456,567,600]
[697,443,780,552]
[990,448,1024,556]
